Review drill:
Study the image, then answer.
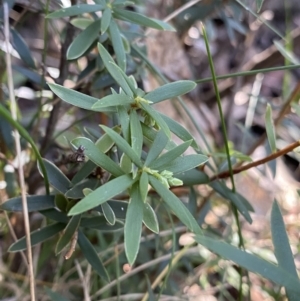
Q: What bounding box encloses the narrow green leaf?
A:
[100,125,143,167]
[80,216,124,231]
[96,125,121,153]
[118,106,130,141]
[149,176,202,235]
[140,102,170,138]
[41,209,69,224]
[13,65,47,88]
[125,183,144,265]
[67,19,101,60]
[78,230,110,282]
[0,195,55,212]
[145,81,196,103]
[56,214,81,255]
[101,7,112,34]
[9,223,65,252]
[162,154,208,174]
[113,8,175,31]
[139,171,149,203]
[45,288,69,301]
[91,94,133,110]
[143,203,159,233]
[120,153,132,173]
[55,194,68,212]
[130,110,143,157]
[210,181,253,223]
[98,43,133,97]
[68,175,135,215]
[47,4,104,18]
[195,235,300,294]
[71,137,124,177]
[265,104,277,153]
[94,200,128,219]
[101,202,116,225]
[71,160,96,185]
[271,200,299,301]
[48,83,116,112]
[145,130,168,165]
[273,40,300,65]
[176,168,209,186]
[159,113,199,150]
[10,27,35,68]
[149,140,192,170]
[255,0,264,13]
[38,159,71,194]
[141,123,176,151]
[71,18,94,30]
[65,178,99,199]
[291,103,300,117]
[109,19,126,71]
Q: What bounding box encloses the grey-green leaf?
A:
[143,203,159,233]
[145,130,169,165]
[265,104,276,153]
[149,140,192,170]
[124,183,144,265]
[0,195,55,212]
[145,81,196,103]
[9,223,65,252]
[67,19,101,60]
[101,202,116,225]
[195,235,300,294]
[10,28,35,68]
[71,137,124,177]
[271,200,299,301]
[159,113,199,150]
[38,159,71,194]
[48,83,115,112]
[92,94,133,110]
[176,168,209,185]
[162,154,208,174]
[140,102,170,138]
[100,125,143,167]
[47,4,104,19]
[149,176,202,235]
[101,7,112,34]
[65,178,99,199]
[98,43,133,97]
[113,8,174,31]
[68,175,135,215]
[78,230,110,282]
[55,214,81,255]
[130,110,143,157]
[139,171,149,203]
[210,181,253,223]
[109,19,126,71]
[80,216,124,232]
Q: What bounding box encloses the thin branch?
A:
[3,3,36,300]
[210,140,300,181]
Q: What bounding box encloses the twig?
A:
[210,140,300,181]
[75,260,91,301]
[91,247,200,300]
[3,3,36,300]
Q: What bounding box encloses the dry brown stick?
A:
[210,140,300,181]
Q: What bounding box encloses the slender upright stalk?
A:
[3,3,36,300]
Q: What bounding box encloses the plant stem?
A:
[211,140,300,181]
[3,3,35,300]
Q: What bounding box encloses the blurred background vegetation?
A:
[0,0,300,300]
